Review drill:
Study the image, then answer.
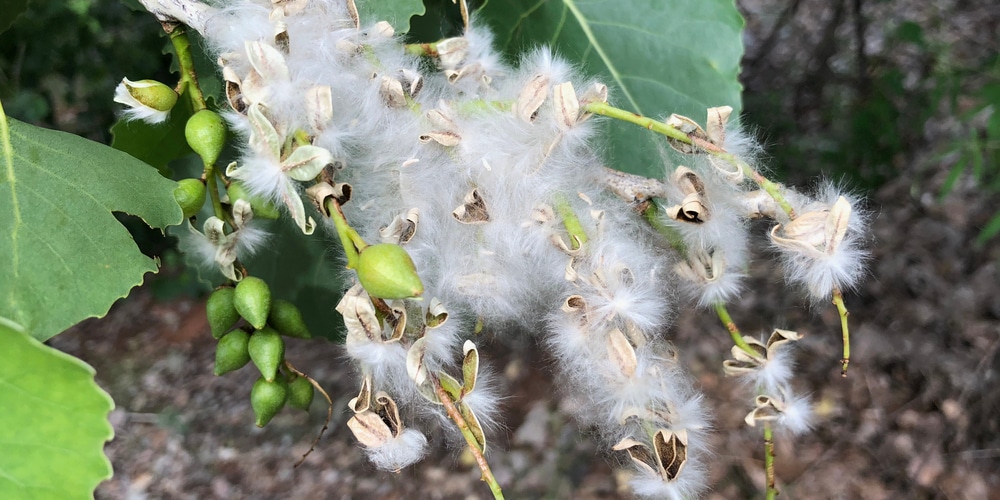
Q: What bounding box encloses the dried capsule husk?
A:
[227,181,281,220]
[174,178,206,219]
[214,328,251,376]
[251,374,288,427]
[234,276,272,329]
[355,243,424,300]
[248,326,285,382]
[268,299,312,339]
[287,375,315,411]
[207,287,240,339]
[185,109,227,166]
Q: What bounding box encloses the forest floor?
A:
[49,1,1000,499]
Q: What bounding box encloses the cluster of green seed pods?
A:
[207,276,315,426]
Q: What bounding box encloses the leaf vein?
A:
[561,0,643,113]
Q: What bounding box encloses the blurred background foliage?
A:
[739,0,1000,240]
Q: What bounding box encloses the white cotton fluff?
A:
[193,3,735,495]
[775,391,814,436]
[774,182,871,301]
[364,428,429,471]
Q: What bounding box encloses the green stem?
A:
[713,302,757,358]
[431,375,505,500]
[582,101,797,219]
[552,194,588,250]
[168,27,206,111]
[641,202,687,254]
[764,423,777,500]
[203,163,226,221]
[404,41,440,57]
[323,198,367,268]
[832,287,851,377]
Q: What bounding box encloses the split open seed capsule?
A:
[227,181,281,220]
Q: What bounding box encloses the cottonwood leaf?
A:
[0,113,183,341]
[479,0,745,178]
[362,0,426,34]
[0,322,114,499]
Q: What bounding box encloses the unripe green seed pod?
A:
[214,328,251,376]
[268,299,312,339]
[227,181,280,220]
[122,79,178,112]
[251,374,288,427]
[287,375,315,412]
[207,287,240,339]
[248,326,285,382]
[355,243,424,300]
[234,276,271,329]
[174,178,206,219]
[185,109,227,166]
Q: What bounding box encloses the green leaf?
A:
[361,0,426,34]
[110,89,195,176]
[0,0,29,35]
[0,110,184,341]
[0,322,114,499]
[479,0,745,178]
[977,210,1000,244]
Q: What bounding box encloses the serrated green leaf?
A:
[0,0,30,35]
[361,0,426,34]
[479,0,745,178]
[0,322,114,499]
[0,109,184,341]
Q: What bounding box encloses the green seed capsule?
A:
[174,178,206,219]
[250,374,288,427]
[214,329,251,376]
[227,181,281,220]
[207,287,240,339]
[287,375,315,412]
[355,243,424,300]
[122,79,178,112]
[234,276,271,330]
[268,300,311,339]
[248,326,284,382]
[185,109,227,166]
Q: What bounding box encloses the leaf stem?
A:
[168,27,206,111]
[431,374,505,500]
[713,302,757,358]
[832,287,851,377]
[581,101,797,219]
[764,423,777,500]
